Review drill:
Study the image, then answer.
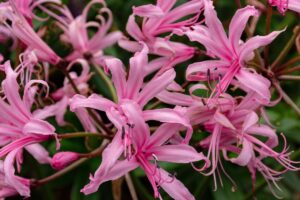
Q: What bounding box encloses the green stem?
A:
[264,5,272,66]
[58,132,112,140]
[32,140,109,186]
[93,65,118,103]
[273,80,300,116]
[278,75,300,81]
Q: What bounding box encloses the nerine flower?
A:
[0,62,58,197]
[196,94,299,192]
[119,0,204,74]
[69,46,195,196]
[34,59,98,132]
[0,1,61,64]
[80,117,207,200]
[268,0,300,14]
[54,0,122,61]
[185,1,283,104]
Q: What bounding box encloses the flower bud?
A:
[51,152,80,170]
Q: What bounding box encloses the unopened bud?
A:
[51,152,80,170]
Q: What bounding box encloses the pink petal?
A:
[81,159,139,195]
[157,0,176,12]
[137,69,176,107]
[156,90,194,106]
[186,60,228,81]
[146,123,182,148]
[229,6,259,51]
[25,144,51,164]
[133,4,164,17]
[4,149,30,197]
[203,0,231,56]
[155,168,195,200]
[2,63,30,120]
[120,100,150,147]
[69,94,115,112]
[23,118,55,136]
[89,31,123,52]
[126,45,148,99]
[214,111,236,130]
[91,132,124,178]
[103,58,126,100]
[235,69,271,103]
[247,125,278,148]
[126,15,145,41]
[150,144,207,163]
[242,111,259,132]
[229,139,253,166]
[239,29,285,62]
[33,97,68,126]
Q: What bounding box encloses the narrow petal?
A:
[2,63,30,119]
[146,123,182,148]
[133,4,164,17]
[229,139,253,166]
[120,100,150,147]
[156,90,194,106]
[4,149,30,197]
[81,159,139,195]
[239,29,285,62]
[138,69,176,107]
[186,60,229,81]
[25,144,51,164]
[126,15,145,41]
[214,111,236,130]
[92,132,124,178]
[69,94,115,112]
[236,69,271,103]
[143,108,190,128]
[156,168,195,200]
[103,58,126,100]
[203,0,231,55]
[157,0,176,12]
[242,111,259,132]
[150,144,207,163]
[229,6,259,51]
[23,118,55,136]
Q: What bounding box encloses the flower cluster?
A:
[0,0,299,199]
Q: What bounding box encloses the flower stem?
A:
[92,64,118,103]
[32,140,109,186]
[125,173,139,200]
[271,26,300,70]
[58,132,113,140]
[57,60,114,136]
[273,80,300,116]
[275,56,300,73]
[264,5,272,66]
[278,75,300,81]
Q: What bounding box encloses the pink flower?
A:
[185,1,284,104]
[35,59,98,131]
[69,47,195,197]
[0,1,61,64]
[81,119,207,200]
[268,0,300,14]
[119,0,203,74]
[0,62,58,197]
[186,92,300,192]
[0,160,22,198]
[55,0,122,61]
